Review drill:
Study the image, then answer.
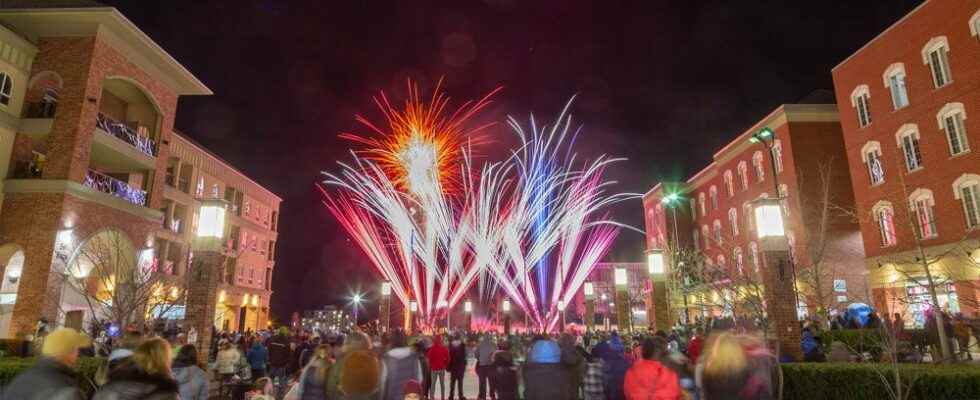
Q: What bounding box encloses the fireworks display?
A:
[322,82,637,331]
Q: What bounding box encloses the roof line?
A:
[831,0,931,72]
[170,130,282,202]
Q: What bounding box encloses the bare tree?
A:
[59,229,190,333]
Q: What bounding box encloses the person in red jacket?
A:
[686,328,704,364]
[427,335,451,400]
[624,337,682,400]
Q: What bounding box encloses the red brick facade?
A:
[832,0,980,323]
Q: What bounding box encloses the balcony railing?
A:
[95,113,158,157]
[84,169,148,207]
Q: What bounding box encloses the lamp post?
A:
[557,300,566,331]
[647,249,669,331]
[614,267,631,333]
[351,293,362,328]
[753,197,803,361]
[464,300,473,332]
[660,192,687,325]
[186,198,228,363]
[380,282,391,333]
[750,127,781,195]
[407,300,417,333]
[438,300,449,332]
[502,299,511,334]
[584,282,595,333]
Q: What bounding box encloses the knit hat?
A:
[42,328,91,358]
[403,380,423,395]
[340,350,380,395]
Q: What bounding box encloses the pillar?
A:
[651,278,670,331]
[185,250,223,363]
[615,287,631,334]
[585,298,595,333]
[760,240,803,361]
[380,295,391,333]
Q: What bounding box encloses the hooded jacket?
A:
[448,340,467,374]
[380,347,423,400]
[623,359,682,400]
[267,333,292,368]
[600,337,630,400]
[172,360,209,400]
[476,336,496,366]
[92,362,180,400]
[427,336,450,371]
[247,342,269,371]
[1,357,84,400]
[493,350,518,400]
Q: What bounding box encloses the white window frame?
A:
[699,193,706,216]
[728,208,739,236]
[895,124,923,172]
[851,85,872,128]
[861,141,885,185]
[724,170,734,197]
[779,184,790,216]
[690,199,697,221]
[737,161,749,190]
[872,200,897,247]
[752,151,765,182]
[952,174,980,229]
[692,229,701,251]
[921,36,952,88]
[771,140,784,173]
[936,103,969,156]
[713,219,722,244]
[710,186,718,210]
[749,242,760,272]
[909,188,938,239]
[702,225,711,249]
[0,72,11,106]
[733,247,744,275]
[743,203,754,231]
[882,63,909,110]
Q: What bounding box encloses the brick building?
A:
[643,103,869,324]
[831,0,980,327]
[0,3,280,337]
[571,262,648,331]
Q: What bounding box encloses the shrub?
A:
[781,362,980,400]
[0,357,105,395]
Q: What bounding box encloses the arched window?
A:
[692,229,701,251]
[733,247,744,275]
[921,36,952,88]
[699,193,706,216]
[895,124,923,171]
[709,186,719,210]
[728,208,739,236]
[771,140,784,173]
[0,72,11,106]
[195,176,205,197]
[850,84,872,128]
[872,200,897,247]
[882,63,909,110]
[952,174,980,229]
[713,219,722,244]
[689,198,697,221]
[936,103,969,156]
[752,151,765,182]
[861,141,885,185]
[702,225,711,249]
[749,242,760,272]
[743,203,754,231]
[909,188,937,239]
[970,8,980,38]
[716,255,726,268]
[724,170,734,197]
[779,184,790,216]
[737,161,749,190]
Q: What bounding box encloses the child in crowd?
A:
[247,377,275,400]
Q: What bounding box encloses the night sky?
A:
[101,0,921,323]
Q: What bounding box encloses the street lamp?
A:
[408,300,418,333]
[749,127,781,195]
[380,282,391,333]
[614,267,631,333]
[464,300,473,332]
[751,197,803,360]
[557,300,566,330]
[351,293,363,327]
[501,299,511,334]
[187,198,229,363]
[584,282,596,332]
[647,248,668,331]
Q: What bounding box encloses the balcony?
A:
[83,169,147,207]
[96,113,157,157]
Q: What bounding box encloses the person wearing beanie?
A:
[2,327,90,400]
[523,338,570,400]
[403,379,423,400]
[340,349,381,400]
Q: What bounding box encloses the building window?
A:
[897,125,923,171]
[971,9,980,38]
[728,208,739,236]
[771,140,783,173]
[953,174,980,229]
[702,225,710,249]
[752,151,765,182]
[692,229,700,251]
[689,199,697,221]
[716,255,726,268]
[737,161,749,190]
[749,242,760,272]
[713,220,722,244]
[733,247,744,275]
[861,141,885,185]
[872,201,896,247]
[744,203,754,231]
[0,73,11,106]
[778,184,790,216]
[699,193,706,216]
[909,189,937,239]
[937,103,969,156]
[724,170,734,197]
[195,177,205,197]
[709,186,718,210]
[851,85,872,128]
[883,63,909,110]
[922,37,952,88]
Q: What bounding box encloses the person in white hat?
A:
[3,327,91,400]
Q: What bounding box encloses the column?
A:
[651,278,670,331]
[185,250,223,363]
[585,298,595,333]
[760,241,803,361]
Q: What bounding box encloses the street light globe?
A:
[380,281,391,296]
[557,300,566,311]
[352,294,362,304]
[502,299,511,312]
[464,300,473,313]
[754,199,786,239]
[583,282,594,297]
[614,267,628,286]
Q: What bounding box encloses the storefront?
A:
[905,278,958,328]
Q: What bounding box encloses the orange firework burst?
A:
[340,79,501,194]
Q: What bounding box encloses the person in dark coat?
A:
[492,346,518,400]
[599,334,629,400]
[380,331,423,400]
[93,337,180,400]
[448,336,468,400]
[247,340,269,378]
[522,338,571,400]
[2,328,90,400]
[559,333,584,399]
[267,327,293,397]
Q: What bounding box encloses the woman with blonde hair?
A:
[294,344,332,400]
[325,332,374,398]
[698,333,777,400]
[93,337,180,400]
